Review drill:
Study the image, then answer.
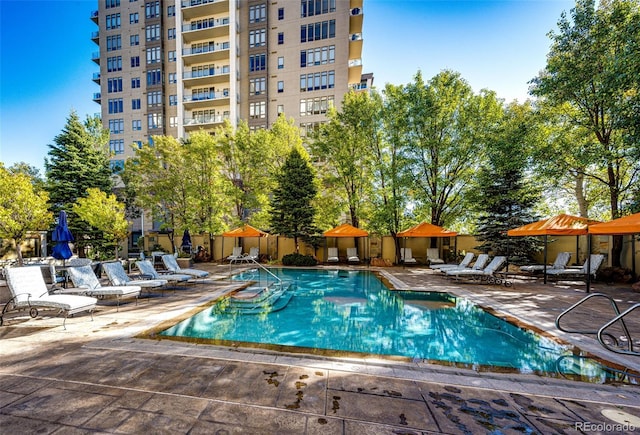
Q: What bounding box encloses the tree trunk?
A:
[574,173,589,217]
[608,164,622,267]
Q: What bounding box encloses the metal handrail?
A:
[229,256,282,287]
[556,293,636,355]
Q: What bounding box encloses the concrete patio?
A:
[1,263,639,434]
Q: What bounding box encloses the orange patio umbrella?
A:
[396,222,457,265]
[588,212,640,280]
[508,214,600,284]
[221,224,269,260]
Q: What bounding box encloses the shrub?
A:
[282,253,317,266]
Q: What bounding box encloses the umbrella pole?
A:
[632,236,637,278]
[586,235,592,293]
[543,235,548,284]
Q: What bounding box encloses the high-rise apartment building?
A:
[91,0,365,171]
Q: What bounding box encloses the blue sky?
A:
[0,0,575,174]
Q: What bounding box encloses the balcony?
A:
[183,113,229,131]
[349,7,363,35]
[91,31,99,44]
[182,42,230,65]
[183,66,230,87]
[181,0,229,21]
[348,59,362,85]
[349,33,363,60]
[93,92,101,103]
[92,72,101,84]
[182,90,229,109]
[90,10,98,24]
[350,0,363,9]
[91,52,100,64]
[181,17,230,44]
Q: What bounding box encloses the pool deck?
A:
[1,263,639,434]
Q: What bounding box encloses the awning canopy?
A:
[588,212,640,235]
[507,214,599,237]
[396,222,457,238]
[323,223,368,238]
[222,224,269,238]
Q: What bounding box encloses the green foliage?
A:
[73,188,129,259]
[269,147,318,250]
[281,253,318,266]
[44,111,113,256]
[0,164,53,265]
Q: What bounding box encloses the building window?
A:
[147,69,161,85]
[301,0,336,17]
[130,34,139,46]
[277,104,284,114]
[132,98,141,110]
[107,56,122,72]
[107,77,122,93]
[278,56,284,69]
[147,113,163,129]
[169,116,178,128]
[145,1,160,18]
[249,4,266,23]
[169,95,177,106]
[168,28,176,39]
[105,0,120,10]
[108,98,123,114]
[131,77,140,88]
[278,32,284,45]
[299,96,334,116]
[106,35,121,51]
[278,7,284,20]
[132,120,142,130]
[300,44,335,67]
[147,91,162,107]
[167,4,175,16]
[249,77,266,95]
[146,24,160,41]
[106,13,121,29]
[129,12,138,24]
[300,19,335,43]
[249,29,266,48]
[108,118,124,134]
[277,81,284,93]
[110,160,125,173]
[300,70,334,92]
[130,56,140,67]
[168,51,176,62]
[249,53,266,72]
[168,73,176,84]
[146,46,161,64]
[109,139,125,154]
[135,141,143,148]
[249,101,266,119]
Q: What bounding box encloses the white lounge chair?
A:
[400,248,417,265]
[102,261,168,294]
[441,253,489,274]
[431,252,475,271]
[64,265,141,310]
[135,259,192,284]
[346,247,360,264]
[227,246,244,262]
[546,254,605,281]
[327,247,339,263]
[520,252,571,273]
[162,254,209,279]
[446,256,507,281]
[427,248,444,265]
[2,266,97,329]
[247,247,259,261]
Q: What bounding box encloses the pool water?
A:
[157,268,619,381]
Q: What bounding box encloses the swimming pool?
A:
[156,268,623,381]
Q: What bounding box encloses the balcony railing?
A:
[184,114,229,125]
[181,0,220,8]
[182,42,229,56]
[182,17,229,32]
[183,65,230,79]
[348,59,362,67]
[183,91,228,102]
[93,92,101,102]
[350,33,362,41]
[92,72,101,83]
[90,10,98,20]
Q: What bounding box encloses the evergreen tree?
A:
[473,103,542,264]
[269,147,318,252]
[45,111,113,257]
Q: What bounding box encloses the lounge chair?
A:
[102,261,168,294]
[441,253,488,274]
[427,248,444,265]
[247,247,260,261]
[520,252,571,273]
[431,252,475,271]
[446,256,507,282]
[346,247,360,264]
[135,259,192,284]
[227,246,244,263]
[327,247,339,263]
[444,254,496,278]
[161,254,209,279]
[64,265,141,310]
[546,254,605,281]
[400,248,417,265]
[2,266,97,329]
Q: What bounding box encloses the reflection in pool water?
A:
[158,268,619,381]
